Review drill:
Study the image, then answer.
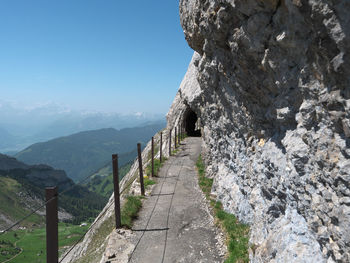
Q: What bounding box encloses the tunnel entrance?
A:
[183,108,201,137]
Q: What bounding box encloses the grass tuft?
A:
[144,177,156,189]
[171,148,180,155]
[196,155,213,196]
[146,158,165,177]
[121,196,143,229]
[196,155,250,263]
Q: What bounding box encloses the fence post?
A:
[160,132,162,163]
[137,143,145,196]
[175,127,177,149]
[180,124,182,141]
[169,129,172,156]
[112,154,121,229]
[179,124,182,141]
[151,136,154,177]
[182,124,184,140]
[46,186,58,263]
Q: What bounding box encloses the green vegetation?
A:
[0,223,89,263]
[146,158,163,177]
[84,163,132,198]
[0,176,44,228]
[144,177,155,190]
[171,148,180,155]
[15,123,165,182]
[0,153,119,226]
[196,155,250,263]
[59,187,107,225]
[144,177,156,189]
[74,215,115,263]
[196,155,213,200]
[0,152,108,226]
[73,177,146,263]
[214,202,250,263]
[121,196,143,228]
[0,240,20,261]
[0,171,107,226]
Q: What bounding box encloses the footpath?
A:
[126,137,225,263]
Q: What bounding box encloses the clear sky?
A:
[0,0,193,114]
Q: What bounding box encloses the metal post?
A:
[160,132,162,163]
[169,129,172,156]
[112,154,121,228]
[175,127,177,149]
[180,124,182,141]
[46,187,58,263]
[182,123,184,140]
[151,136,154,177]
[137,143,145,196]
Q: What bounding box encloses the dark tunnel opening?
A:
[183,109,201,137]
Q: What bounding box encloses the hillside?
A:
[0,154,106,230]
[84,162,132,198]
[16,123,164,182]
[0,176,44,230]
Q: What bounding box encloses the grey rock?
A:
[167,0,350,261]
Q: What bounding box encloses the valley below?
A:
[0,122,165,262]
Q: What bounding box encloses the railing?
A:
[0,124,186,263]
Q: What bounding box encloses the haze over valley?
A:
[0,101,165,154]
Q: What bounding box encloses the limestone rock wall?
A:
[167,0,350,262]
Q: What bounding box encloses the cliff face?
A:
[166,0,350,262]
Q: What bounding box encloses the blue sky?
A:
[0,0,193,114]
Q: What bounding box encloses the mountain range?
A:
[15,123,164,182]
[0,154,106,230]
[0,101,165,153]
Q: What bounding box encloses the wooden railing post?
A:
[112,154,121,228]
[151,136,154,177]
[46,187,58,263]
[160,132,163,163]
[169,129,172,156]
[137,143,145,196]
